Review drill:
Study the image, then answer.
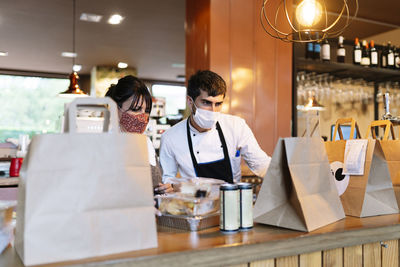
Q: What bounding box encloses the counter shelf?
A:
[2,213,400,266]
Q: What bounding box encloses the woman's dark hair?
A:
[187,70,226,100]
[106,75,152,113]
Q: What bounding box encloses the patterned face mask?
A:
[119,112,149,133]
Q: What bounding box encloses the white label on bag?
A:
[330,161,350,196]
[343,139,368,175]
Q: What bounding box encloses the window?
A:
[0,74,70,142]
[151,84,186,115]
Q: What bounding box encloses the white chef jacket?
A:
[159,113,271,183]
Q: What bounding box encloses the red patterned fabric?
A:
[120,112,149,133]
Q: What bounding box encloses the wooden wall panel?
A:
[188,0,293,155]
[251,259,275,267]
[363,242,381,267]
[276,255,298,267]
[185,0,210,80]
[253,0,279,154]
[300,251,322,267]
[343,245,362,267]
[209,0,232,113]
[229,0,255,127]
[323,248,343,267]
[382,240,398,267]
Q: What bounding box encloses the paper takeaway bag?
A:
[253,137,345,232]
[325,118,398,217]
[366,120,400,206]
[15,97,157,266]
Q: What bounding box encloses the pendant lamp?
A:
[260,0,359,42]
[59,0,87,97]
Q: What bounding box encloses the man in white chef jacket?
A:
[159,70,271,184]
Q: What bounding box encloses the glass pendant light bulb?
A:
[295,0,323,28]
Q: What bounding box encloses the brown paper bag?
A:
[15,98,158,266]
[325,118,398,217]
[253,137,345,232]
[366,120,400,206]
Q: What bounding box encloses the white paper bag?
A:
[15,97,157,266]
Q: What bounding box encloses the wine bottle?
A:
[395,47,400,69]
[306,42,314,59]
[314,41,321,60]
[388,41,395,69]
[321,39,330,61]
[361,40,370,66]
[353,37,361,65]
[370,40,378,67]
[381,42,388,68]
[337,36,346,63]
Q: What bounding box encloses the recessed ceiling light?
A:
[73,64,82,72]
[172,63,185,68]
[0,51,8,56]
[80,13,103,23]
[118,62,128,68]
[61,52,77,58]
[108,14,124,25]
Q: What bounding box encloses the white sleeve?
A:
[159,133,178,183]
[237,119,271,177]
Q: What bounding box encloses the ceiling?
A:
[0,0,185,81]
[0,0,399,82]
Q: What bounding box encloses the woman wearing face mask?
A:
[159,70,271,184]
[106,75,173,194]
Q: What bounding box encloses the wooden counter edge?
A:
[122,224,400,267]
[10,223,395,267]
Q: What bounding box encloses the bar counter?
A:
[2,214,400,267]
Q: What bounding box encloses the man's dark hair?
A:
[187,70,226,100]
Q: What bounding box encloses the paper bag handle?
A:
[365,120,396,140]
[333,118,361,140]
[66,97,119,133]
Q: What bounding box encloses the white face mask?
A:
[191,100,220,129]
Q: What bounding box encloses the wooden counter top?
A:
[0,177,19,187]
[2,214,400,267]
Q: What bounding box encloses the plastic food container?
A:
[156,194,219,216]
[157,213,220,231]
[170,177,225,198]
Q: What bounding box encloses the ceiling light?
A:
[73,64,82,72]
[118,62,128,68]
[108,14,124,25]
[80,13,102,23]
[172,63,185,68]
[0,51,8,56]
[59,0,87,97]
[260,0,359,42]
[61,52,77,58]
[295,0,323,28]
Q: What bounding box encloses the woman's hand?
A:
[154,183,174,194]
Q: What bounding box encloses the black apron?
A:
[186,119,234,183]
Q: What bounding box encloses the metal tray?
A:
[157,212,219,231]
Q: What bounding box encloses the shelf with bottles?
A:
[295,37,400,82]
[295,57,400,82]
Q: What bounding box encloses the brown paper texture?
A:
[254,137,345,232]
[325,139,398,217]
[15,133,157,266]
